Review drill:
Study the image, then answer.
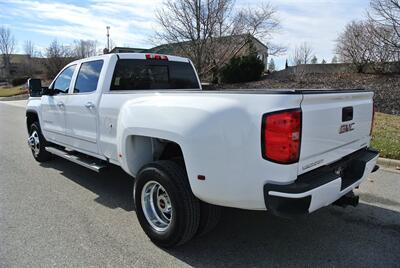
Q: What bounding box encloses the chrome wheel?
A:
[28,130,40,157]
[141,181,173,232]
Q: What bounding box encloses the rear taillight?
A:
[261,109,302,164]
[145,54,168,60]
[370,104,376,136]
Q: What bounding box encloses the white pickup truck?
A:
[26,53,379,247]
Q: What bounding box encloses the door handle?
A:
[57,101,64,108]
[85,102,95,109]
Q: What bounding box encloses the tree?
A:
[311,56,318,64]
[0,26,16,79]
[268,58,275,72]
[331,55,338,63]
[290,42,313,65]
[335,20,393,72]
[74,40,97,58]
[155,0,281,79]
[24,40,36,57]
[368,0,400,54]
[321,59,327,64]
[22,40,37,76]
[43,40,75,79]
[220,54,265,83]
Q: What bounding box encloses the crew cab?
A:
[26,53,379,247]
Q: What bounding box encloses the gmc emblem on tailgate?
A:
[339,123,355,134]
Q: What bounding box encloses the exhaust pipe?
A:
[334,191,359,208]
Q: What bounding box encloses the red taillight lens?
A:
[262,109,302,164]
[145,54,168,60]
[370,104,376,136]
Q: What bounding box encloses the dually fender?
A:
[113,95,249,195]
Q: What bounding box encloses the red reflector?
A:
[197,175,206,180]
[145,54,168,60]
[370,104,376,136]
[262,109,302,164]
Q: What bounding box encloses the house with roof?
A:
[109,34,269,72]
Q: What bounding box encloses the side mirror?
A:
[28,78,43,97]
[41,87,53,96]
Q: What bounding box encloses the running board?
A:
[45,146,107,172]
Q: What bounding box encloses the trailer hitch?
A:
[333,191,359,208]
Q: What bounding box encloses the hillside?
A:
[213,73,400,115]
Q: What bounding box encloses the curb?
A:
[377,157,400,170]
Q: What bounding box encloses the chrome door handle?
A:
[85,102,95,109]
[57,102,64,108]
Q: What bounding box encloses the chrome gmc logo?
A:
[339,123,355,134]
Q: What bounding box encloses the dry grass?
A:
[0,86,28,97]
[372,112,400,160]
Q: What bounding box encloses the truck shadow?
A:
[40,157,135,212]
[166,205,400,267]
[40,158,400,266]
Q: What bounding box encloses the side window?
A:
[53,65,76,93]
[74,60,104,93]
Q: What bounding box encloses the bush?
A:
[11,77,29,86]
[220,55,265,83]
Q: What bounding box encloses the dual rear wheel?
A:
[134,160,221,248]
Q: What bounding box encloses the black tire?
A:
[197,201,222,237]
[134,160,200,248]
[29,122,52,162]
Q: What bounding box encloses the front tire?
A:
[28,122,52,162]
[134,160,200,248]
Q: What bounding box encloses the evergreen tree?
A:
[331,55,338,63]
[268,58,276,72]
[321,59,327,64]
[311,56,318,64]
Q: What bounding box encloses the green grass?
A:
[371,112,400,160]
[0,86,28,97]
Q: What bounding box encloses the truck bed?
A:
[107,88,370,95]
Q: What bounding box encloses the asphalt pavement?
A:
[0,101,399,267]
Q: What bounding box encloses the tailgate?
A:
[298,91,374,175]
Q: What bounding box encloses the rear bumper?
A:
[264,148,379,218]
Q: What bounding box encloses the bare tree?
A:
[0,26,16,79]
[368,0,400,53]
[43,40,75,79]
[22,40,37,77]
[290,42,313,65]
[74,40,97,58]
[336,20,393,72]
[155,0,280,79]
[24,40,36,57]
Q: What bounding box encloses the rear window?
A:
[110,59,199,90]
[74,60,104,93]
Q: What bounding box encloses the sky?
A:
[0,0,370,70]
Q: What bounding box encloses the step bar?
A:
[45,146,107,172]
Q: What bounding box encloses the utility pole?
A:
[106,26,110,51]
